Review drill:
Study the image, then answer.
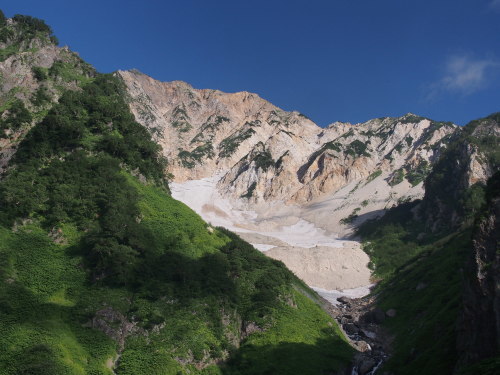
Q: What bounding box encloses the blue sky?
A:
[2,0,500,126]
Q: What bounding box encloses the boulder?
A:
[386,308,397,318]
[343,323,360,335]
[337,296,351,305]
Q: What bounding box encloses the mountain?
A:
[1,9,500,375]
[119,69,456,237]
[0,13,354,375]
[356,114,499,374]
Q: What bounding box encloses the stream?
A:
[322,294,391,375]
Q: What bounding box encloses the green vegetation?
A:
[191,116,230,143]
[219,128,256,158]
[0,99,32,134]
[376,231,470,374]
[275,150,289,169]
[365,169,382,184]
[389,168,405,186]
[48,60,94,85]
[171,104,192,132]
[399,114,425,124]
[241,182,257,199]
[178,142,215,168]
[0,19,353,372]
[358,201,423,278]
[0,14,58,61]
[253,150,274,171]
[340,207,361,225]
[32,66,48,81]
[345,139,370,157]
[405,160,430,186]
[423,113,499,232]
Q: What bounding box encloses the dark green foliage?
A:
[219,128,256,158]
[357,201,423,277]
[171,104,192,132]
[389,168,405,186]
[459,357,500,375]
[405,135,413,146]
[365,169,382,184]
[32,66,48,81]
[0,10,6,27]
[275,151,289,169]
[0,99,32,133]
[14,73,165,183]
[253,150,274,171]
[1,73,167,285]
[48,60,94,84]
[340,129,354,138]
[399,114,425,124]
[323,141,342,152]
[345,139,370,157]
[12,14,53,37]
[31,86,51,106]
[241,182,257,199]
[422,114,499,231]
[406,160,430,186]
[340,207,361,225]
[178,142,214,168]
[376,231,470,375]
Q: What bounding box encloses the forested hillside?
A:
[0,12,353,374]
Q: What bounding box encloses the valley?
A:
[0,10,499,375]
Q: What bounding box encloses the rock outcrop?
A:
[0,16,95,174]
[456,172,500,370]
[119,69,457,233]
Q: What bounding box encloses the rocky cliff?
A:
[119,69,457,234]
[456,172,500,371]
[0,15,94,174]
[421,113,500,233]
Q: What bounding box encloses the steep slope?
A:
[0,13,95,174]
[356,113,500,374]
[0,12,354,375]
[119,69,456,237]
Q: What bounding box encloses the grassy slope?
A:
[0,174,353,374]
[357,113,500,374]
[375,231,469,374]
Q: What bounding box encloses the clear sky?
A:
[2,0,500,126]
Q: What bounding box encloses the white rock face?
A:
[119,69,459,300]
[119,69,457,235]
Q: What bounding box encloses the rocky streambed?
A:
[322,294,394,375]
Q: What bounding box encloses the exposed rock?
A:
[343,323,360,335]
[361,329,377,339]
[456,173,500,370]
[119,69,456,235]
[337,296,352,305]
[90,307,143,350]
[385,309,397,318]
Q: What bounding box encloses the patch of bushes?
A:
[253,150,274,171]
[219,128,256,158]
[406,160,430,186]
[345,140,370,157]
[365,169,382,184]
[241,182,257,199]
[389,168,405,186]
